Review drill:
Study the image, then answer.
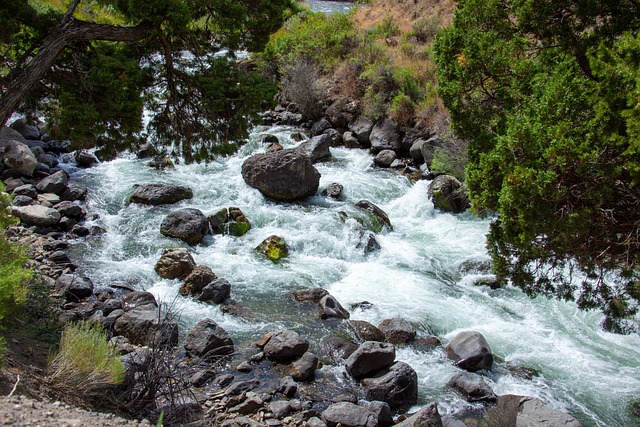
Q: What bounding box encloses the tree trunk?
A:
[0,15,152,127]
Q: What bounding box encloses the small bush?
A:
[389,92,416,127]
[374,15,400,39]
[280,58,324,119]
[411,15,441,43]
[430,139,468,181]
[48,322,124,404]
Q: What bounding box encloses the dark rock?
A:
[322,402,377,427]
[306,417,327,427]
[261,134,279,144]
[445,331,494,372]
[48,250,74,268]
[256,235,288,262]
[9,119,41,140]
[370,119,402,153]
[137,143,157,159]
[216,374,235,388]
[160,208,209,245]
[448,371,497,403]
[3,177,24,192]
[270,400,292,419]
[278,376,298,397]
[236,361,252,372]
[100,298,123,316]
[290,351,318,382]
[55,274,94,301]
[241,149,320,201]
[323,128,343,147]
[325,100,348,129]
[114,304,178,347]
[296,134,332,163]
[362,361,418,411]
[292,288,329,303]
[191,370,216,387]
[180,265,216,296]
[472,276,502,289]
[4,140,37,177]
[394,402,443,427]
[35,170,67,194]
[208,208,228,234]
[345,341,396,380]
[361,231,381,254]
[11,195,32,206]
[71,225,90,236]
[225,379,259,396]
[320,336,358,362]
[12,184,37,198]
[420,136,446,166]
[310,118,332,137]
[264,329,309,362]
[356,200,393,232]
[184,318,234,358]
[409,139,428,164]
[0,126,26,147]
[413,336,442,352]
[154,248,196,279]
[378,318,416,344]
[54,201,84,218]
[363,401,394,427]
[266,142,284,153]
[428,175,470,213]
[325,183,343,199]
[331,393,358,404]
[199,278,232,304]
[121,291,158,310]
[348,116,375,147]
[319,294,350,320]
[347,320,385,342]
[37,153,58,168]
[343,131,362,149]
[61,183,88,201]
[75,151,99,167]
[129,183,193,205]
[9,205,60,226]
[58,216,77,232]
[374,150,397,168]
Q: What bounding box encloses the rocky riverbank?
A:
[0,112,587,427]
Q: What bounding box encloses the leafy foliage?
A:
[434,0,640,328]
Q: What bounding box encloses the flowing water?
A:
[62,125,640,427]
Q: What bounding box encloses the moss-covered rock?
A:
[208,207,251,237]
[256,235,288,262]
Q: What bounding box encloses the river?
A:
[61,123,640,427]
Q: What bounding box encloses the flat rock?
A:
[322,402,377,427]
[10,204,60,226]
[129,183,193,205]
[345,341,396,380]
[160,208,209,245]
[263,330,309,362]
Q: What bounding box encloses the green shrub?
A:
[373,15,400,39]
[430,140,469,182]
[411,15,441,43]
[393,66,422,102]
[389,92,416,127]
[48,322,124,403]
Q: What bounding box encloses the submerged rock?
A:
[256,235,288,262]
[355,200,393,232]
[447,371,497,402]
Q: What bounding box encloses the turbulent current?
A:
[62,125,640,427]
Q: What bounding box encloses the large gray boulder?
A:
[263,329,309,362]
[129,183,193,205]
[348,115,375,147]
[160,208,209,245]
[428,175,470,213]
[0,126,26,147]
[347,320,385,343]
[345,341,396,380]
[420,136,446,166]
[370,119,402,153]
[114,303,178,347]
[9,205,60,226]
[9,119,41,140]
[322,402,378,427]
[154,248,196,280]
[445,331,493,372]
[374,150,397,168]
[361,361,418,411]
[447,371,497,402]
[296,134,332,163]
[35,170,68,194]
[55,274,94,301]
[4,140,37,177]
[184,318,234,358]
[394,402,443,427]
[241,149,320,201]
[54,201,85,219]
[378,317,416,344]
[61,183,88,201]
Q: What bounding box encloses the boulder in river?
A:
[445,331,494,372]
[35,170,68,194]
[154,248,196,280]
[447,371,497,403]
[129,183,193,205]
[345,341,396,380]
[208,207,251,237]
[394,402,443,427]
[263,329,309,362]
[296,134,332,163]
[75,151,99,167]
[184,318,234,358]
[361,361,418,412]
[319,294,350,320]
[374,150,398,168]
[356,200,393,232]
[428,175,470,213]
[347,320,385,343]
[256,235,288,262]
[9,205,60,227]
[290,351,318,382]
[180,265,216,297]
[199,278,231,304]
[378,317,416,344]
[348,115,374,147]
[370,119,402,153]
[322,402,378,427]
[160,208,209,245]
[241,149,320,201]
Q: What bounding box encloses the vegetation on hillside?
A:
[434,0,640,330]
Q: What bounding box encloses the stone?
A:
[445,331,493,372]
[420,136,446,166]
[305,417,327,427]
[374,150,397,168]
[343,131,361,148]
[320,336,358,363]
[3,177,23,193]
[290,351,318,382]
[35,170,68,194]
[256,235,288,262]
[261,134,279,144]
[54,201,84,219]
[428,175,470,213]
[114,304,178,347]
[323,128,343,147]
[348,115,375,147]
[296,134,332,163]
[9,119,40,140]
[325,183,343,199]
[4,140,37,177]
[345,341,396,380]
[263,330,309,362]
[184,318,234,358]
[321,402,377,427]
[310,118,332,137]
[347,320,385,342]
[363,401,394,427]
[11,195,32,206]
[241,149,320,201]
[137,143,157,159]
[409,139,428,164]
[180,265,216,296]
[447,371,497,402]
[378,318,416,344]
[356,200,393,232]
[199,278,232,304]
[209,207,251,236]
[236,361,252,372]
[61,183,88,201]
[269,400,292,419]
[318,294,350,320]
[9,205,60,226]
[0,125,26,146]
[75,151,99,167]
[292,288,329,303]
[370,119,402,153]
[160,208,209,245]
[325,100,348,129]
[129,183,193,205]
[394,402,443,427]
[154,248,196,279]
[225,379,259,396]
[55,274,94,301]
[278,376,297,397]
[361,361,418,411]
[121,291,158,310]
[12,184,37,198]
